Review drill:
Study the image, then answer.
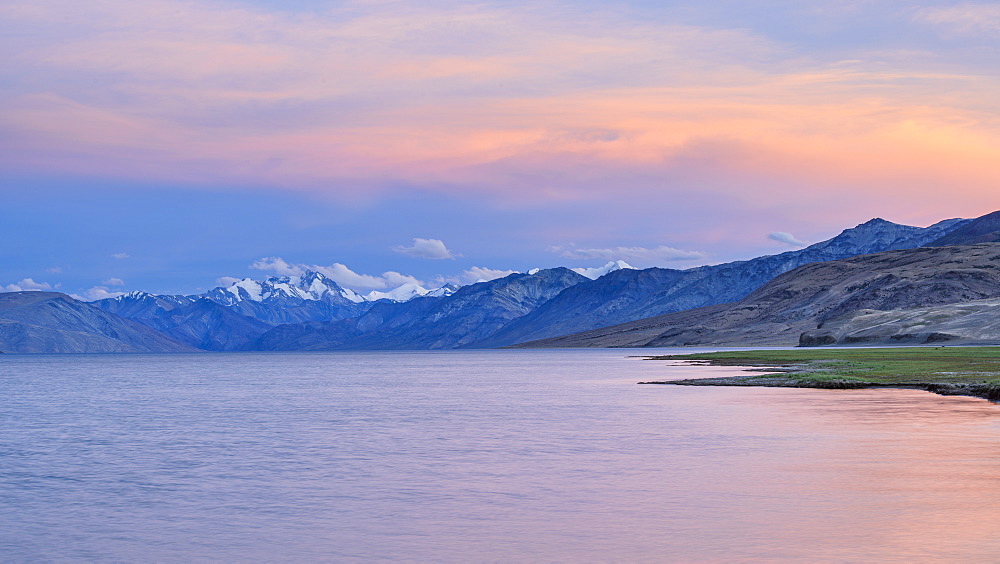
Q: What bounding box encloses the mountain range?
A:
[0,292,195,353]
[514,211,1000,348]
[515,243,1000,348]
[3,211,998,353]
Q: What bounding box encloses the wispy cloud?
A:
[111,252,130,259]
[3,0,1000,269]
[768,232,809,247]
[555,245,705,263]
[432,266,520,286]
[5,0,998,213]
[392,238,457,260]
[102,277,125,286]
[916,3,1000,35]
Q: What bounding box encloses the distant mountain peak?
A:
[859,217,892,226]
[366,282,429,303]
[374,282,458,302]
[117,290,151,300]
[203,269,461,306]
[925,210,1000,247]
[206,271,358,306]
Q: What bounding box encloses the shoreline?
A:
[638,374,1000,402]
[638,347,1000,402]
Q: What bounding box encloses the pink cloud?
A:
[1,0,999,228]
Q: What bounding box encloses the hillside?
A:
[0,292,197,353]
[800,298,1000,346]
[253,268,589,350]
[482,217,967,347]
[513,243,1000,348]
[926,210,1000,246]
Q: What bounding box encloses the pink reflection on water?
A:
[633,378,1000,561]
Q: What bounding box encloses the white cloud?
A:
[250,257,304,277]
[46,266,63,274]
[571,260,637,279]
[460,266,518,284]
[768,231,809,247]
[556,245,705,263]
[393,238,457,260]
[102,277,125,286]
[112,252,130,259]
[3,278,53,292]
[251,256,424,291]
[313,263,424,290]
[381,270,424,288]
[215,276,241,287]
[73,286,125,301]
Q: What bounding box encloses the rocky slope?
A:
[926,210,1000,246]
[514,243,1000,348]
[137,299,274,351]
[799,298,1000,346]
[0,292,196,353]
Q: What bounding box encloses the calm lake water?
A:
[3,349,1000,561]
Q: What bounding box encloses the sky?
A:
[2,0,1000,299]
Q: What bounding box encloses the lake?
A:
[3,349,1000,561]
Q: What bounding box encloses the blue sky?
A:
[2,0,999,298]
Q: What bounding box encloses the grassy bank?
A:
[640,347,1000,401]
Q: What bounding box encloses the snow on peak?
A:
[213,269,450,305]
[339,287,365,303]
[118,290,150,300]
[572,260,636,280]
[227,278,264,302]
[366,282,459,302]
[217,271,346,303]
[366,283,429,303]
[425,283,459,298]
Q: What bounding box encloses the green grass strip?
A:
[646,346,1000,386]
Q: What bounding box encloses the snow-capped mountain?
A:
[479,216,972,347]
[206,270,458,306]
[571,260,636,280]
[82,212,977,353]
[206,271,365,306]
[425,283,460,298]
[93,270,463,346]
[365,282,460,302]
[254,268,589,351]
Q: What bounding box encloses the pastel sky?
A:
[3,0,999,298]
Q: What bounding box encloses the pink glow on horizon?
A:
[2,0,999,227]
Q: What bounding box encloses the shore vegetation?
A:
[641,347,1000,401]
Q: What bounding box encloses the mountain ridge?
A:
[925,211,1000,247]
[478,216,968,347]
[7,212,988,353]
[253,267,590,350]
[0,292,197,353]
[511,243,1000,349]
